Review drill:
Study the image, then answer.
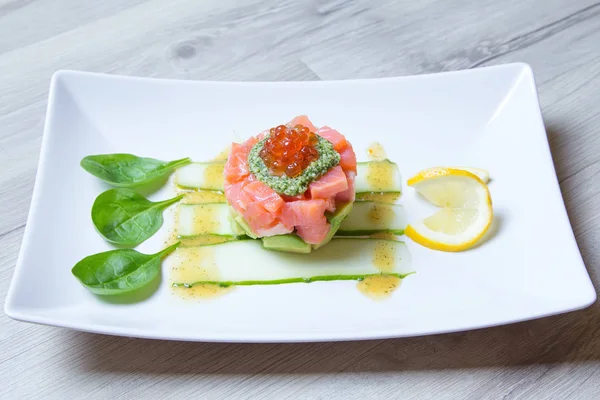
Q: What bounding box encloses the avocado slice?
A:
[313,201,354,250]
[262,234,312,254]
[228,212,246,238]
[228,206,258,239]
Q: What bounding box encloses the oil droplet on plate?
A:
[357,239,401,300]
[202,163,225,190]
[170,246,232,299]
[189,204,220,235]
[357,275,401,300]
[372,239,397,273]
[366,142,388,161]
[367,202,396,224]
[183,190,225,204]
[178,201,233,246]
[365,142,395,191]
[366,161,396,192]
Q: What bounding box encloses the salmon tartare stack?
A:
[224,116,357,250]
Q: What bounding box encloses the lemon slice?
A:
[405,167,493,252]
[452,167,489,183]
[427,167,490,183]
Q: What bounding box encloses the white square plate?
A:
[4,64,595,342]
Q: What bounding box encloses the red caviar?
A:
[259,124,319,177]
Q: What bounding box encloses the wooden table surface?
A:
[1,1,599,398]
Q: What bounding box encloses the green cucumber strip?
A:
[337,201,406,235]
[175,161,402,193]
[178,203,238,238]
[167,238,413,286]
[178,201,405,238]
[176,162,225,191]
[355,160,402,194]
[174,273,413,288]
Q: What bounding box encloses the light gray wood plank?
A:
[0,0,149,55]
[1,1,599,399]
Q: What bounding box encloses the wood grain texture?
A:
[1,0,599,399]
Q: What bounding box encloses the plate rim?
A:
[4,62,596,342]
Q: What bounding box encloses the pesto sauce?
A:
[248,135,340,196]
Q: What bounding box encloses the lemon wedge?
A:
[405,167,493,252]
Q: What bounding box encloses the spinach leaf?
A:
[72,242,180,295]
[80,154,191,187]
[92,188,183,246]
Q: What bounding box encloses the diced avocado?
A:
[262,234,312,254]
[313,202,354,250]
[228,206,258,239]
